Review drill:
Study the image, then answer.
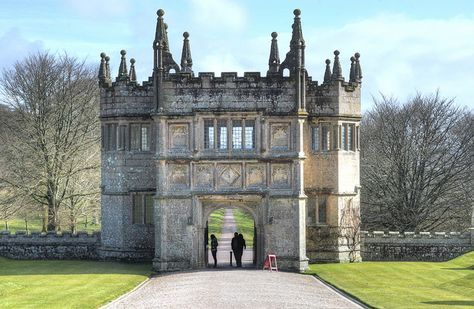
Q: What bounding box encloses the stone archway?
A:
[196,195,265,269]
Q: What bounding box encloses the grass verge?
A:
[306,251,474,309]
[233,208,254,247]
[208,208,226,242]
[0,258,152,309]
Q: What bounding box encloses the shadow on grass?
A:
[0,258,153,276]
[422,301,474,306]
[442,267,474,271]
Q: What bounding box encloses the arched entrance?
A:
[205,206,256,268]
[197,195,264,269]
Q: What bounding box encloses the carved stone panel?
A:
[168,164,189,189]
[169,124,189,150]
[217,164,242,189]
[271,163,291,188]
[270,123,290,150]
[246,164,265,188]
[194,164,213,189]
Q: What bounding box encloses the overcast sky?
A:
[1,0,473,111]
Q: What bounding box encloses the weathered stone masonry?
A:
[98,8,363,272]
[361,230,474,262]
[2,229,472,262]
[0,231,99,260]
[1,8,473,267]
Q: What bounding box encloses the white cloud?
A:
[189,0,247,32]
[0,28,44,70]
[303,14,474,110]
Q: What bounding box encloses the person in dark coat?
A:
[231,232,240,267]
[237,233,246,267]
[210,234,218,268]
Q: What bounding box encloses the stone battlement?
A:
[0,231,100,260]
[0,230,99,239]
[361,230,473,261]
[362,230,471,241]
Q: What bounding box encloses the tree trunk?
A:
[47,205,56,231]
[42,206,48,232]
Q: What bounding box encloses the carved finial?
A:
[349,56,356,82]
[105,56,111,80]
[153,9,180,75]
[129,58,137,82]
[354,52,362,83]
[154,9,166,51]
[324,59,332,83]
[98,52,106,84]
[290,9,305,49]
[117,49,128,81]
[331,50,343,81]
[267,32,280,75]
[279,9,306,75]
[180,32,193,75]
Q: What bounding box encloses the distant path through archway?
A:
[208,208,254,268]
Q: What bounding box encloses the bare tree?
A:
[339,198,361,262]
[61,154,100,233]
[361,92,474,232]
[0,52,100,231]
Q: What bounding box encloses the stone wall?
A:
[0,231,100,260]
[361,230,474,262]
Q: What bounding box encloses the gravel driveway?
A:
[104,268,363,308]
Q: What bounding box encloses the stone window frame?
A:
[306,194,329,226]
[312,121,359,153]
[132,193,154,225]
[339,122,357,152]
[316,195,328,225]
[310,122,333,153]
[202,117,257,152]
[130,122,152,152]
[102,122,117,152]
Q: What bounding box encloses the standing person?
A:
[210,234,218,268]
[231,232,239,267]
[237,233,246,267]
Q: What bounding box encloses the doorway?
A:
[205,206,256,268]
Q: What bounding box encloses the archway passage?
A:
[206,207,256,268]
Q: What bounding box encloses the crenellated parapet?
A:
[0,230,100,240]
[362,230,471,242]
[98,8,362,119]
[361,230,473,261]
[0,231,100,260]
[307,50,362,117]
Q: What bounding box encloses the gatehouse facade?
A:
[98,9,362,271]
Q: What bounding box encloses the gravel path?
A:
[104,269,362,309]
[103,208,362,308]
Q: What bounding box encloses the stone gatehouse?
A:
[98,9,362,272]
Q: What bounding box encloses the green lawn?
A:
[307,251,474,309]
[208,208,226,242]
[2,217,100,234]
[0,258,152,309]
[233,208,254,247]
